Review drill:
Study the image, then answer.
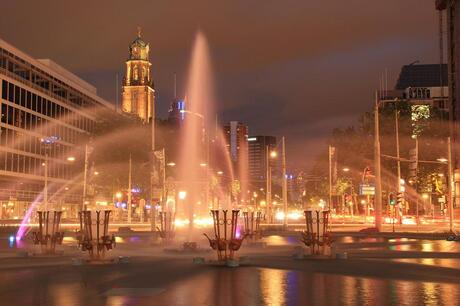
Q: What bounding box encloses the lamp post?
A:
[266,148,277,223]
[281,137,288,230]
[128,154,132,224]
[342,167,354,216]
[447,137,454,233]
[40,136,59,211]
[434,139,454,232]
[374,94,383,232]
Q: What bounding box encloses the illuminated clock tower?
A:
[122,28,154,122]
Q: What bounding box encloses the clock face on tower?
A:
[132,47,139,57]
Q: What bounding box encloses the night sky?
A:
[0,0,440,170]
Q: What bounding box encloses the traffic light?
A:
[389,193,395,205]
[396,192,404,206]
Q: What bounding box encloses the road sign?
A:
[359,184,375,196]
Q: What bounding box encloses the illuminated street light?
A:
[167,162,176,167]
[178,191,187,200]
[342,167,350,172]
[199,163,207,167]
[94,171,99,176]
[270,151,277,158]
[217,170,223,175]
[115,192,122,199]
[67,156,76,162]
[437,157,448,163]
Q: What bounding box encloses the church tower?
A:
[122,28,154,122]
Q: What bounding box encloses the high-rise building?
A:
[168,98,185,124]
[248,135,276,185]
[0,38,115,218]
[223,121,248,180]
[122,29,154,123]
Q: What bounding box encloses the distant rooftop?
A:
[395,64,447,90]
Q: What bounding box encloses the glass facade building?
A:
[0,38,114,219]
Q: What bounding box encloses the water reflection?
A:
[0,265,459,305]
[260,268,287,306]
[162,268,460,306]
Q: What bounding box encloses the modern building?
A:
[379,64,449,138]
[248,135,277,186]
[0,37,115,219]
[122,29,155,123]
[380,63,448,110]
[167,98,185,124]
[223,121,249,181]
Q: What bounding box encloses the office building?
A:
[0,38,114,219]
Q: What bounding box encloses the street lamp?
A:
[40,136,59,211]
[266,147,277,222]
[67,156,76,162]
[178,191,187,200]
[342,167,350,172]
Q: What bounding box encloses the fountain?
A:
[243,211,263,239]
[301,210,333,256]
[157,211,175,243]
[204,209,246,265]
[76,210,116,261]
[176,31,216,238]
[31,210,64,254]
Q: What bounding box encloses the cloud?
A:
[0,0,440,169]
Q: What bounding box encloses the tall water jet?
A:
[178,32,216,236]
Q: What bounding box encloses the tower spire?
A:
[137,26,142,38]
